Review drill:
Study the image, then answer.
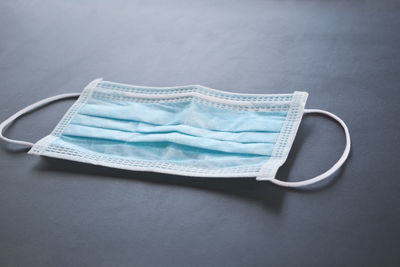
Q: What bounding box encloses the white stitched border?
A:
[97,81,294,101]
[91,90,292,112]
[28,78,102,154]
[257,91,308,180]
[36,144,262,177]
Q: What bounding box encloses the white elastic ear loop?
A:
[268,109,351,188]
[0,93,80,147]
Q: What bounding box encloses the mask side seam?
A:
[29,78,102,154]
[257,91,308,180]
[50,78,102,138]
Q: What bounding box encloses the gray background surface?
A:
[1,0,399,266]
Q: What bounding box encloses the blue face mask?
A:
[0,78,350,187]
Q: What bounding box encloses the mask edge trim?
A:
[28,78,102,154]
[257,91,309,181]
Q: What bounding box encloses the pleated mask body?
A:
[28,79,308,180]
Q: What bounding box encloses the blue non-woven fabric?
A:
[29,79,308,178]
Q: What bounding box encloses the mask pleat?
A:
[80,99,287,132]
[62,123,275,156]
[71,114,281,143]
[55,136,269,168]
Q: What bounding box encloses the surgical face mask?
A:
[0,78,350,188]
